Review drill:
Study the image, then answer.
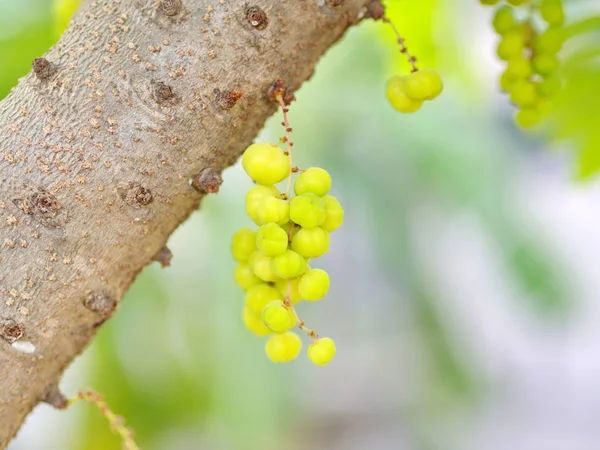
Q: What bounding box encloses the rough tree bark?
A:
[0,0,372,446]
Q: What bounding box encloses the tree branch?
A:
[0,0,370,446]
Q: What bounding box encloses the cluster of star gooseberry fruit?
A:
[481,0,566,128]
[231,142,343,366]
[385,68,444,113]
[380,18,444,114]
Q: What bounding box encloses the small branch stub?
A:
[0,319,24,344]
[32,58,56,80]
[41,384,68,410]
[365,0,384,20]
[159,0,182,16]
[245,5,268,30]
[190,167,222,193]
[153,246,173,268]
[268,77,295,105]
[83,292,117,319]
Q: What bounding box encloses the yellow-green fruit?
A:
[505,57,532,79]
[294,167,332,197]
[540,0,565,26]
[243,307,273,336]
[499,71,515,93]
[403,69,443,101]
[322,195,344,232]
[291,227,330,258]
[256,196,290,225]
[479,0,500,5]
[265,332,302,363]
[242,143,290,185]
[252,253,279,282]
[497,30,525,60]
[510,80,538,107]
[276,278,302,303]
[298,269,330,301]
[515,108,542,128]
[385,76,423,113]
[507,0,528,5]
[231,228,257,262]
[271,250,307,279]
[308,337,336,366]
[256,223,289,256]
[532,54,559,75]
[493,6,516,35]
[245,284,282,314]
[534,27,565,54]
[234,263,262,290]
[245,185,280,224]
[289,193,327,229]
[261,300,296,333]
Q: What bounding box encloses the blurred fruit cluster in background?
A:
[4,1,600,449]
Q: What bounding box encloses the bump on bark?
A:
[190,167,223,193]
[118,182,154,207]
[13,189,67,229]
[326,0,344,6]
[32,58,56,80]
[30,191,60,217]
[41,384,68,410]
[245,5,268,30]
[153,246,173,268]
[151,81,179,106]
[215,88,243,110]
[83,292,117,319]
[0,319,24,344]
[159,0,182,16]
[365,0,384,20]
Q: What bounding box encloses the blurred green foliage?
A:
[551,15,600,178]
[0,0,54,98]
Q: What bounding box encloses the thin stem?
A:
[290,305,318,341]
[382,16,419,72]
[68,389,139,450]
[276,94,294,200]
[275,96,317,342]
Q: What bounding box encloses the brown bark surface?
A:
[0,0,371,446]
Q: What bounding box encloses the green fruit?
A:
[265,332,302,363]
[385,76,423,113]
[231,228,257,262]
[289,193,326,229]
[298,269,330,301]
[294,168,332,197]
[242,143,289,185]
[291,227,330,258]
[256,223,288,256]
[270,250,307,279]
[493,6,516,35]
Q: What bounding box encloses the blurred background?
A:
[4,0,600,449]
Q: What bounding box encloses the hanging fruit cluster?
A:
[381,14,444,113]
[481,0,566,128]
[231,82,343,366]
